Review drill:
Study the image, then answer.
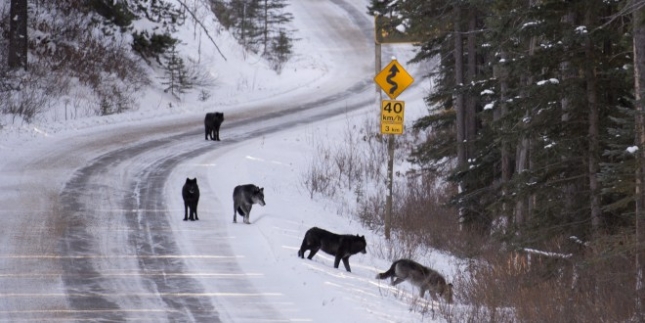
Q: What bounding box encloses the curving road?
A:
[0,0,382,321]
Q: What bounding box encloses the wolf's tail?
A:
[376,262,397,280]
[297,235,308,258]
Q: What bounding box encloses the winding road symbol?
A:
[386,64,399,94]
[374,59,414,99]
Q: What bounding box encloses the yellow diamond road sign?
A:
[374,59,414,100]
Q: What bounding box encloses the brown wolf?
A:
[376,258,453,303]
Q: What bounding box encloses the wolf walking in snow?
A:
[376,258,453,303]
[232,184,265,224]
[298,227,367,272]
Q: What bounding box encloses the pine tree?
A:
[260,0,293,54]
[266,29,293,73]
[397,0,635,244]
[8,0,28,70]
[161,44,190,99]
[228,0,264,53]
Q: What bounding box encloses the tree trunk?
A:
[515,136,529,227]
[494,52,511,222]
[515,0,538,228]
[8,0,28,70]
[263,0,268,54]
[585,8,601,236]
[560,10,577,232]
[466,9,477,161]
[454,5,466,228]
[633,1,645,314]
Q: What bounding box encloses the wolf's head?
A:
[183,178,199,197]
[252,186,266,206]
[354,235,367,254]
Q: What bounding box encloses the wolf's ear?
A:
[259,187,264,192]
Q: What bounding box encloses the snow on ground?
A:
[166,105,463,322]
[0,0,462,322]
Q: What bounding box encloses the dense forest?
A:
[366,0,645,321]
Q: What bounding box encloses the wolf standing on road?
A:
[298,227,367,272]
[232,184,265,224]
[182,178,200,221]
[204,112,224,141]
[376,258,453,303]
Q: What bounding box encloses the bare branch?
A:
[175,0,228,61]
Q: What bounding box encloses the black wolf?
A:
[182,178,200,221]
[204,112,224,141]
[298,227,367,272]
[232,184,265,224]
[376,258,453,303]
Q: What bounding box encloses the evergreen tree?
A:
[229,0,264,53]
[211,0,294,68]
[266,29,293,73]
[161,44,191,99]
[384,0,635,245]
[260,0,293,54]
[8,0,28,71]
[90,0,185,62]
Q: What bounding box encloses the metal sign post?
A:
[374,58,413,240]
[373,15,421,240]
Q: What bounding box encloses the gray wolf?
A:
[376,258,453,303]
[298,227,367,272]
[204,112,224,141]
[182,178,200,221]
[232,184,265,224]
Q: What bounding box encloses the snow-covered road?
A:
[0,0,379,321]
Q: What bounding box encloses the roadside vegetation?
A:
[0,0,294,125]
[301,110,640,322]
[3,0,645,321]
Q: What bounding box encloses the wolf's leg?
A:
[243,205,251,224]
[392,277,405,286]
[341,257,351,272]
[184,203,189,221]
[233,205,238,223]
[307,247,319,259]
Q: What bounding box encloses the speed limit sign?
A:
[380,100,404,135]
